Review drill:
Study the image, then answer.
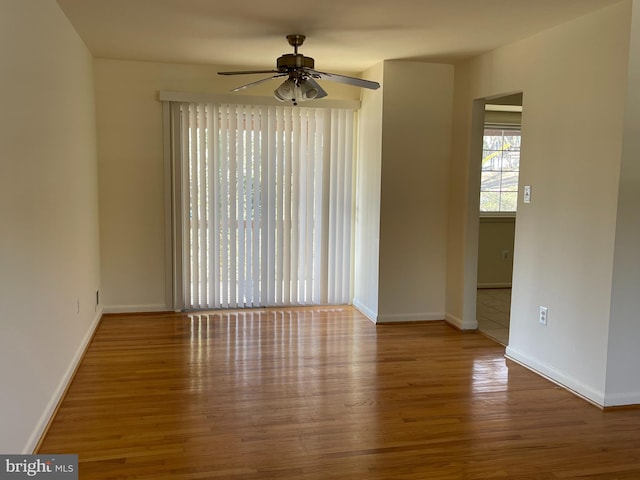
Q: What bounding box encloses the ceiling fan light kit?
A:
[218,34,380,105]
[274,78,319,104]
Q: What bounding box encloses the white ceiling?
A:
[56,0,622,73]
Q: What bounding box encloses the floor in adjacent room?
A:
[476,287,511,346]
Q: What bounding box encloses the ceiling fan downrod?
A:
[286,34,306,55]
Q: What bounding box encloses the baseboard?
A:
[445,312,478,331]
[351,302,445,325]
[477,283,512,289]
[505,346,605,407]
[352,299,377,323]
[25,308,103,453]
[601,392,640,408]
[376,312,444,324]
[103,304,168,314]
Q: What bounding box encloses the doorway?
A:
[475,94,523,345]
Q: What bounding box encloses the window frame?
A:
[480,123,521,217]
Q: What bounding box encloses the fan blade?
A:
[305,77,328,99]
[306,69,380,90]
[230,74,288,92]
[218,70,280,75]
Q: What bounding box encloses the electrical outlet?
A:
[539,306,548,326]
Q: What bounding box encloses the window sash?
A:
[480,126,521,213]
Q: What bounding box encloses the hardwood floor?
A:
[39,307,640,479]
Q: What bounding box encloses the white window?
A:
[480,126,521,213]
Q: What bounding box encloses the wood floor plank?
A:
[39,307,640,479]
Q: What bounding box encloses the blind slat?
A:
[179,102,354,309]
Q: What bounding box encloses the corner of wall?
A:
[352,300,378,323]
[505,346,606,407]
[26,310,103,454]
[445,312,478,331]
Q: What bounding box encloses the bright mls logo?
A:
[0,455,77,479]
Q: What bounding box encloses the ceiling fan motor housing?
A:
[277,54,315,71]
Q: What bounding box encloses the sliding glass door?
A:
[170,102,355,310]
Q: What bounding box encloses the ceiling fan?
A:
[218,35,380,105]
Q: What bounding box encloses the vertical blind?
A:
[175,102,355,310]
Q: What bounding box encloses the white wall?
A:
[353,63,384,320]
[606,0,640,406]
[477,218,515,287]
[94,59,361,313]
[97,58,454,323]
[447,2,632,404]
[377,61,453,322]
[0,0,101,452]
[355,61,453,323]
